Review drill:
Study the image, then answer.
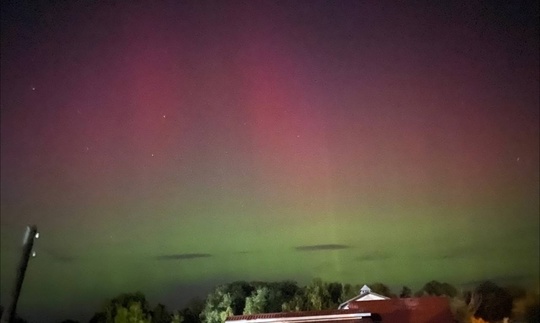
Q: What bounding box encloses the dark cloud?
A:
[355,252,391,261]
[295,244,350,251]
[155,253,212,260]
[437,248,470,260]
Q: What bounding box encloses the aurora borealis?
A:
[1,1,538,322]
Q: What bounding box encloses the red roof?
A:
[226,308,374,322]
[226,297,455,323]
[347,296,455,323]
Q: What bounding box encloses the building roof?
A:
[225,297,455,323]
[360,285,371,293]
[338,286,390,309]
[226,309,374,323]
[347,296,455,323]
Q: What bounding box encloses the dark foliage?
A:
[88,291,151,323]
[180,298,205,323]
[399,286,412,298]
[417,280,457,298]
[471,281,513,322]
[109,291,151,319]
[180,307,202,323]
[369,282,395,298]
[88,311,106,323]
[525,302,539,323]
[152,303,171,323]
[327,282,343,305]
[228,281,256,315]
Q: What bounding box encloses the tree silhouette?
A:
[304,278,332,310]
[180,298,205,323]
[417,280,457,298]
[399,286,412,298]
[244,287,271,314]
[470,281,513,322]
[369,282,395,297]
[112,302,151,323]
[152,303,172,323]
[200,286,235,323]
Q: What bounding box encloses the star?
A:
[31,86,36,91]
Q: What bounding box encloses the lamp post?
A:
[1,225,38,323]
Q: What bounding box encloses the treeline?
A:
[197,279,538,323]
[90,279,461,323]
[82,279,540,323]
[2,279,538,323]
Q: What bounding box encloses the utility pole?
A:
[1,225,39,323]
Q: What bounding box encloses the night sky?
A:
[1,1,538,322]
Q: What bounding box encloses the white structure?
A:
[338,285,390,309]
[226,312,373,323]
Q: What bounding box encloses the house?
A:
[338,285,390,309]
[347,296,456,323]
[225,296,456,323]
